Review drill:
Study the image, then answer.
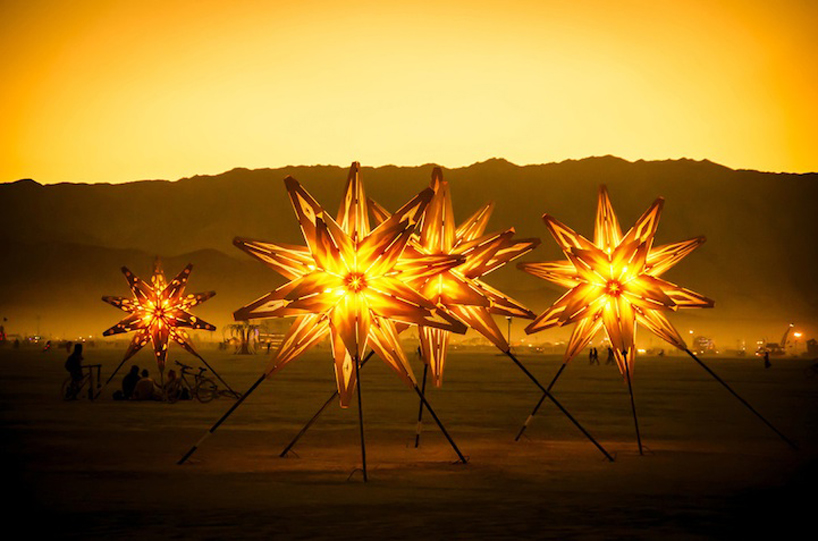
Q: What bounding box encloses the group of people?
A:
[63,343,193,401]
[588,347,616,365]
[114,366,189,401]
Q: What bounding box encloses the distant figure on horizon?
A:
[764,351,771,369]
[65,341,72,353]
[606,347,615,365]
[132,369,161,401]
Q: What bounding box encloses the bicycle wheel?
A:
[194,377,218,403]
[61,377,74,400]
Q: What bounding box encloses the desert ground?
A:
[2,345,816,540]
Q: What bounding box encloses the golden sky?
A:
[2,0,816,183]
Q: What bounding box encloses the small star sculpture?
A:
[520,185,713,376]
[103,258,216,370]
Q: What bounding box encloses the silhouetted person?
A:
[122,365,140,399]
[764,351,771,369]
[606,347,615,365]
[65,341,72,353]
[266,341,272,354]
[132,369,161,401]
[65,343,84,382]
[162,369,176,398]
[64,344,84,399]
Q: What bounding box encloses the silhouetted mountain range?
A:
[2,157,816,347]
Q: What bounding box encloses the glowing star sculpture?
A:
[520,185,714,375]
[233,163,467,407]
[369,168,539,387]
[103,258,216,370]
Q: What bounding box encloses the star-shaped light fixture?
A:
[103,258,216,370]
[370,168,539,387]
[520,185,714,375]
[234,163,466,407]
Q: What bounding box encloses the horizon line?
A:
[5,155,816,187]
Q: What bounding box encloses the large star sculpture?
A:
[103,258,216,370]
[369,168,539,387]
[519,185,714,376]
[233,163,466,407]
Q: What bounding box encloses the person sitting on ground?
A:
[164,369,178,398]
[164,368,191,400]
[119,365,140,400]
[132,369,162,401]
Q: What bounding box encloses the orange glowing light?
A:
[102,258,216,370]
[234,163,467,407]
[370,167,539,386]
[520,185,714,376]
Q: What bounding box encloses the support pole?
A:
[414,364,429,448]
[684,348,797,450]
[355,355,367,482]
[514,362,567,441]
[623,353,643,455]
[94,353,131,399]
[505,351,614,462]
[279,351,375,457]
[413,383,468,464]
[178,373,267,465]
[280,391,337,458]
[193,351,239,397]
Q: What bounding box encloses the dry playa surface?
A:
[2,347,816,539]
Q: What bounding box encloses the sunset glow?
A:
[2,0,817,183]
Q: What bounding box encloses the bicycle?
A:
[61,364,102,401]
[166,361,218,403]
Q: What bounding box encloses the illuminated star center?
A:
[605,279,623,297]
[344,272,368,293]
[147,299,169,320]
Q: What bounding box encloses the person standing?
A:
[64,344,84,399]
